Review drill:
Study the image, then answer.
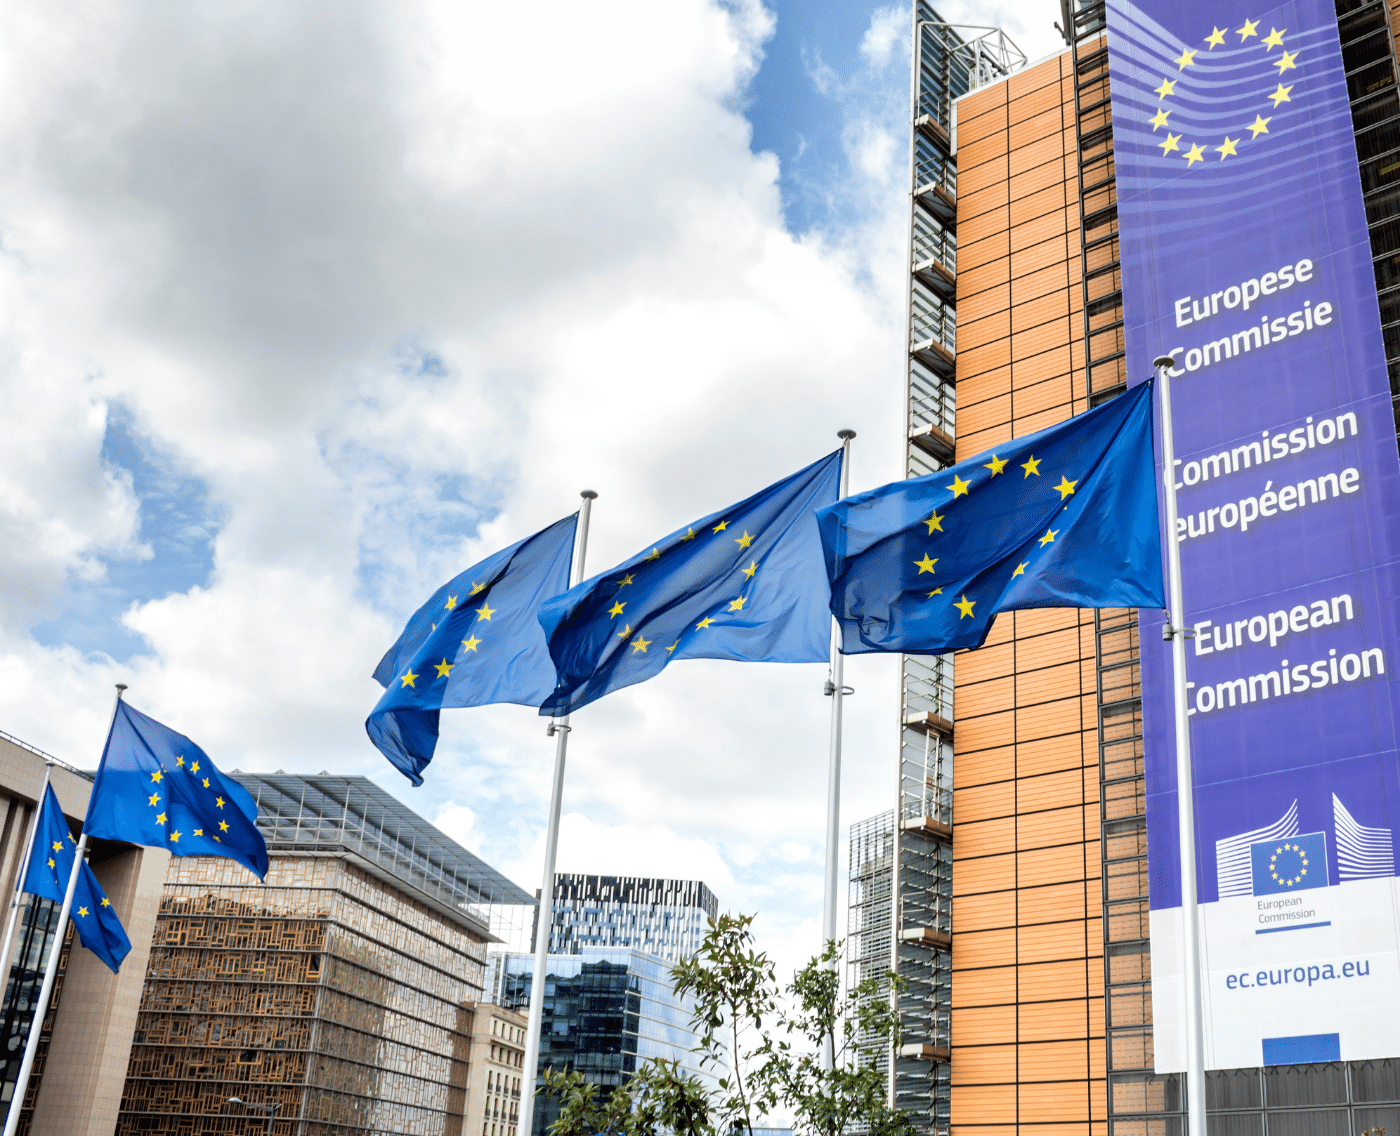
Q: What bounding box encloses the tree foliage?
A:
[539,914,909,1136]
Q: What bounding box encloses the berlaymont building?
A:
[846,1,1400,1135]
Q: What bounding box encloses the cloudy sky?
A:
[0,0,1064,976]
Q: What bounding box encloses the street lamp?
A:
[228,1095,280,1136]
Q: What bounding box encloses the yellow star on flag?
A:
[924,510,944,534]
[712,520,728,533]
[926,587,944,598]
[469,581,485,595]
[1274,49,1297,72]
[1159,132,1181,155]
[1054,476,1078,500]
[954,594,976,619]
[1039,528,1059,546]
[194,829,203,836]
[148,793,160,807]
[1248,114,1271,138]
[947,474,970,497]
[77,906,88,917]
[178,756,188,768]
[645,547,661,561]
[984,455,1007,475]
[216,797,225,809]
[1174,48,1196,69]
[1216,136,1238,160]
[735,531,754,549]
[619,574,634,586]
[631,635,651,653]
[617,623,632,640]
[190,761,199,774]
[461,634,481,652]
[220,820,230,832]
[681,528,697,541]
[1185,142,1207,165]
[202,778,210,788]
[1155,77,1177,98]
[101,898,111,908]
[156,813,167,825]
[51,841,62,853]
[434,658,453,678]
[696,616,715,630]
[1021,455,1041,477]
[728,596,748,612]
[1270,83,1293,106]
[1012,562,1028,577]
[608,601,626,618]
[914,554,938,575]
[1204,26,1226,47]
[1237,17,1259,40]
[46,858,54,869]
[475,602,495,621]
[151,770,164,783]
[400,669,418,688]
[742,560,758,578]
[445,595,458,610]
[170,831,181,843]
[1149,108,1170,130]
[667,640,680,653]
[1262,27,1285,49]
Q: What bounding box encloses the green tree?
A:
[539,914,908,1136]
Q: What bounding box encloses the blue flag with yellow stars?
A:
[538,451,843,716]
[85,701,269,879]
[23,784,131,974]
[367,514,577,784]
[817,382,1165,654]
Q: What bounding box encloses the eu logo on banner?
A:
[1250,833,1329,896]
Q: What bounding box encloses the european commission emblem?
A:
[1147,16,1306,167]
[1251,831,1329,895]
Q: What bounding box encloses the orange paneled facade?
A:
[948,51,1109,1135]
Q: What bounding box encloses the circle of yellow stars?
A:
[1151,20,1296,167]
[912,450,1079,620]
[146,755,233,845]
[1268,841,1309,887]
[398,585,493,691]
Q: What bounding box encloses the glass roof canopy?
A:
[230,772,535,920]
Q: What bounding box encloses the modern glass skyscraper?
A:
[485,949,715,1136]
[543,875,717,963]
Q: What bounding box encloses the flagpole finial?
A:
[837,429,856,441]
[115,684,128,694]
[580,490,597,500]
[1152,355,1176,370]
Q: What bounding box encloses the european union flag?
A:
[1252,832,1329,896]
[539,452,842,716]
[817,382,1165,654]
[85,701,269,879]
[24,784,130,974]
[367,514,577,784]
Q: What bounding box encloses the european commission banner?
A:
[1106,0,1400,1070]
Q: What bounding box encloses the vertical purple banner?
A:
[1106,0,1400,1069]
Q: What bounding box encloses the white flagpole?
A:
[520,492,596,1136]
[2,683,125,1136]
[1151,356,1207,1136]
[820,429,856,1073]
[0,764,55,990]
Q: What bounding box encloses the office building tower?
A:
[485,949,715,1136]
[544,874,717,962]
[462,1003,526,1136]
[114,772,535,1136]
[869,0,1400,1133]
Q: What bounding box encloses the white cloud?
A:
[0,0,921,974]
